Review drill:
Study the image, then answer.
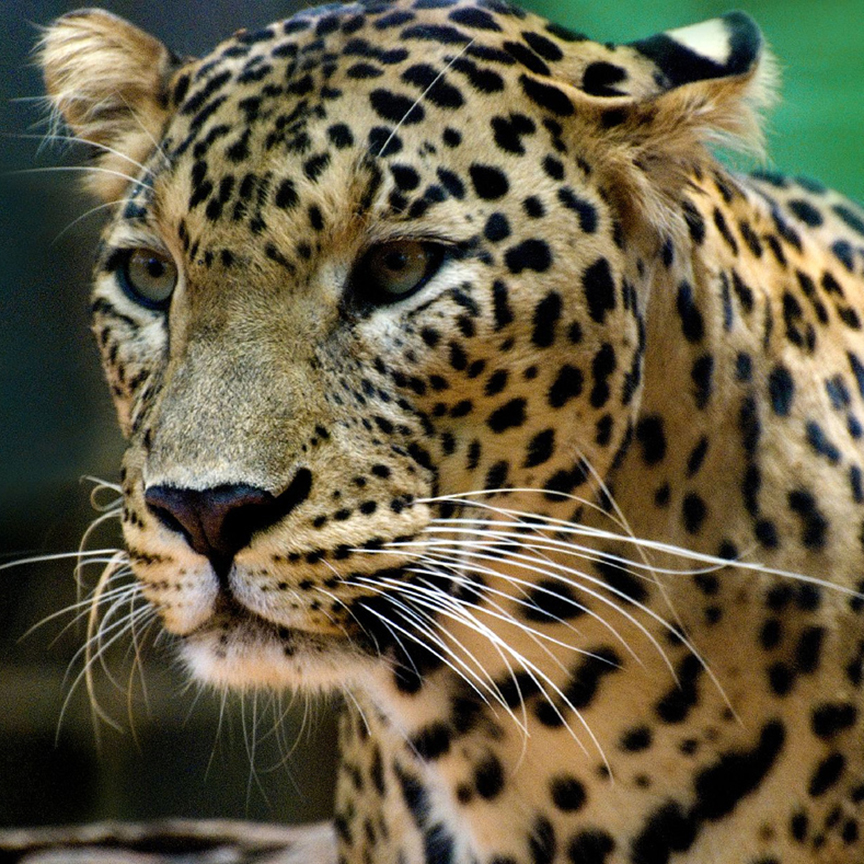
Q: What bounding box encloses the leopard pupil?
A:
[384,251,408,272]
[146,259,165,278]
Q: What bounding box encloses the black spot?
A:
[484,212,510,242]
[474,754,505,799]
[768,661,794,695]
[523,195,545,218]
[369,88,425,124]
[436,168,465,199]
[582,258,616,324]
[694,721,785,819]
[825,375,851,409]
[809,753,845,797]
[543,155,564,180]
[811,702,857,739]
[620,726,652,752]
[796,626,825,674]
[396,763,430,825]
[595,414,613,447]
[550,775,586,812]
[805,421,841,464]
[682,493,707,534]
[519,74,573,115]
[594,556,648,604]
[529,816,557,864]
[525,428,556,468]
[469,163,509,200]
[558,189,598,233]
[327,122,354,149]
[563,648,621,710]
[790,811,809,843]
[785,200,824,232]
[485,460,509,490]
[503,40,551,75]
[686,437,709,476]
[635,415,665,465]
[767,366,794,416]
[348,61,384,79]
[424,823,455,864]
[412,722,451,760]
[787,489,828,550]
[450,56,505,94]
[391,164,420,191]
[547,365,583,408]
[505,239,552,274]
[834,204,864,236]
[760,618,782,650]
[303,153,331,182]
[483,369,508,397]
[493,670,541,710]
[738,220,763,258]
[491,112,536,155]
[581,61,627,96]
[401,63,464,109]
[524,579,583,622]
[274,178,299,210]
[656,653,703,724]
[543,459,589,498]
[448,7,502,30]
[492,280,514,330]
[676,281,704,342]
[522,30,564,60]
[368,126,402,156]
[832,240,855,271]
[487,398,526,432]
[180,70,231,117]
[682,200,705,244]
[532,291,562,346]
[567,830,614,863]
[691,354,714,409]
[374,10,415,29]
[630,801,697,864]
[590,343,616,409]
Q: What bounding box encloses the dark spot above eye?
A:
[369,88,425,124]
[469,163,509,200]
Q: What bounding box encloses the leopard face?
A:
[41,2,864,862]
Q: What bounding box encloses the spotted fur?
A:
[34,2,864,863]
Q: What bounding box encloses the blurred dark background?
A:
[1,0,862,830]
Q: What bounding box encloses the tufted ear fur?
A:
[560,12,777,237]
[39,9,181,201]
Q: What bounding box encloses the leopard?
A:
[17,0,864,862]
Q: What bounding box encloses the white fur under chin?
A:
[180,626,369,693]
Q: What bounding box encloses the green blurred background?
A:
[1,0,861,829]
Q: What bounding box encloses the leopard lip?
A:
[186,586,346,643]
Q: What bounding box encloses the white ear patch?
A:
[665,18,732,66]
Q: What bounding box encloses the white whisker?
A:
[376,39,475,158]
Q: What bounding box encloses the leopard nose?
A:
[144,470,312,565]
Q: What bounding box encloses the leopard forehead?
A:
[118,1,629,274]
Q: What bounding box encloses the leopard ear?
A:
[39,9,181,201]
[562,12,777,233]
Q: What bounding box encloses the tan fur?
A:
[34,4,864,862]
[40,9,177,200]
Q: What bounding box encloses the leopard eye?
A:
[115,248,178,310]
[356,240,445,304]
